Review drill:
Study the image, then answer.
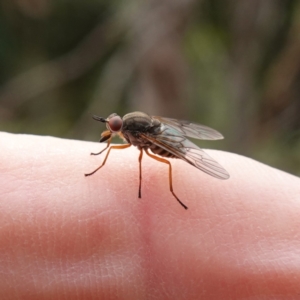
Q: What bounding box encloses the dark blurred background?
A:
[0,0,299,176]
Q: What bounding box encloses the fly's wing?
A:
[141,125,230,180]
[153,116,224,140]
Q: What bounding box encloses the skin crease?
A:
[0,132,300,300]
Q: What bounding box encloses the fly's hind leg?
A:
[144,149,188,210]
[138,149,143,198]
[85,143,131,176]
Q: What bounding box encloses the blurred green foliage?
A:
[0,0,299,176]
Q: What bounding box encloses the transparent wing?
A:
[153,116,224,140]
[141,125,230,180]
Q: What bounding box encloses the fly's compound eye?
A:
[107,115,123,132]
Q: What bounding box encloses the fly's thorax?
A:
[122,111,160,133]
[120,112,161,148]
[122,130,153,148]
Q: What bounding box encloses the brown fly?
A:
[85,111,229,209]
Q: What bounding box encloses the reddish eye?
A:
[108,115,123,132]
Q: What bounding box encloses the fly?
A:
[85,111,229,209]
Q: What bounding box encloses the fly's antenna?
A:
[92,115,107,123]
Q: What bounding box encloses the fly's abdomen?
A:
[150,145,177,158]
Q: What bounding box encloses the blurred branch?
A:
[128,0,198,116]
[227,0,288,152]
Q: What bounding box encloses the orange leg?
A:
[138,149,143,198]
[145,149,188,210]
[85,144,131,176]
[90,136,111,156]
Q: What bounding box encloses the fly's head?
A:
[92,113,124,142]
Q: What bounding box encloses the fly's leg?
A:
[90,139,111,156]
[85,144,131,176]
[91,131,112,155]
[145,149,188,210]
[138,149,143,198]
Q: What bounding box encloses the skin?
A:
[0,131,300,300]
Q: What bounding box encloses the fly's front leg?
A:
[91,139,111,156]
[85,144,131,176]
[91,130,112,155]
